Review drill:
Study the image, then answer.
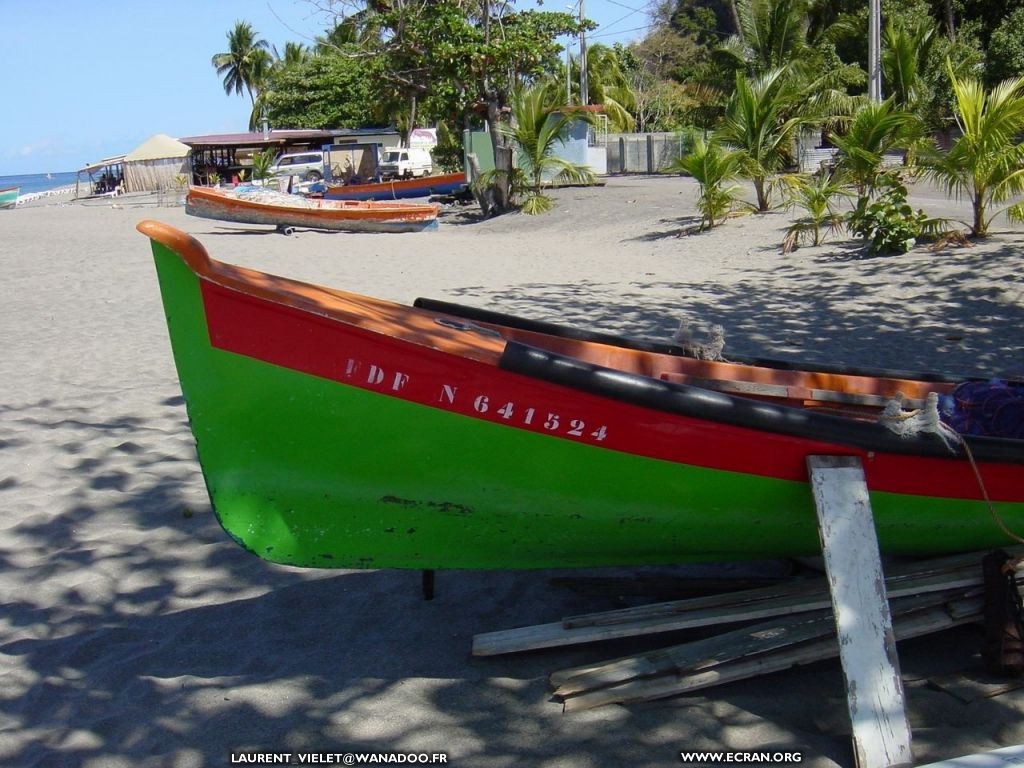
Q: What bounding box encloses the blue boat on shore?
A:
[324,172,467,202]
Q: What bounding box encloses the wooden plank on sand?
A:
[551,590,982,696]
[472,568,984,657]
[559,601,980,711]
[928,672,1024,704]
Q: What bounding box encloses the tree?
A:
[211,21,271,107]
[717,67,804,211]
[830,98,917,203]
[276,41,311,69]
[264,50,378,129]
[780,172,851,251]
[667,131,746,230]
[716,0,812,74]
[881,16,937,112]
[629,71,700,132]
[495,84,595,214]
[920,64,1024,237]
[987,8,1024,84]
[657,0,738,44]
[250,149,277,181]
[564,43,637,131]
[320,1,583,215]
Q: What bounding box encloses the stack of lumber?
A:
[472,548,1023,711]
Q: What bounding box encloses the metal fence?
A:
[603,133,909,175]
[604,132,860,175]
[605,133,690,174]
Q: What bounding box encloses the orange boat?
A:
[185,186,440,233]
[324,172,468,201]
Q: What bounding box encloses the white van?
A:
[270,151,327,181]
[378,147,433,179]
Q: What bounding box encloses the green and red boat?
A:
[140,220,1024,571]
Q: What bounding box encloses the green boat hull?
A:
[149,236,1024,570]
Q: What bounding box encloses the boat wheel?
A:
[276,225,296,236]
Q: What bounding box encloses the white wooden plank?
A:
[808,455,913,768]
[915,745,1024,768]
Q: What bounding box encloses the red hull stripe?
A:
[199,280,1021,502]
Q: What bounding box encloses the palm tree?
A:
[881,18,937,113]
[667,131,746,230]
[566,44,637,132]
[780,172,851,252]
[717,0,812,74]
[920,64,1024,237]
[276,41,310,69]
[717,67,804,212]
[211,21,271,108]
[830,98,917,204]
[316,14,380,51]
[497,83,596,215]
[249,42,310,133]
[250,148,277,181]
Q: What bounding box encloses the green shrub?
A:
[846,173,927,254]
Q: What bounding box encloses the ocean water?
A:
[0,171,78,197]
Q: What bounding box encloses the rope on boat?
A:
[963,440,1024,546]
[880,392,962,451]
[880,392,1024,546]
[673,317,727,361]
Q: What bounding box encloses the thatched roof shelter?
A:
[123,134,191,192]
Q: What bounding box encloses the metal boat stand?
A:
[421,569,435,601]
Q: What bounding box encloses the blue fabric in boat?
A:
[944,381,1024,439]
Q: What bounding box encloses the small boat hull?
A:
[139,221,1024,570]
[186,186,439,233]
[0,186,19,209]
[324,172,468,201]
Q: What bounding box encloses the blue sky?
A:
[0,0,651,176]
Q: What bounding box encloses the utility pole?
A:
[579,0,588,106]
[566,43,572,104]
[868,0,882,102]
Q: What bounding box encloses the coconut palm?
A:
[249,42,310,133]
[316,14,380,51]
[667,131,746,230]
[830,98,918,204]
[566,44,637,132]
[497,84,596,214]
[920,64,1024,237]
[881,18,936,112]
[717,67,804,212]
[716,0,812,74]
[780,172,852,252]
[250,148,277,181]
[276,41,310,69]
[211,21,271,107]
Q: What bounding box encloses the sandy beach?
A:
[2,176,1023,768]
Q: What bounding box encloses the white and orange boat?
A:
[185,185,440,233]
